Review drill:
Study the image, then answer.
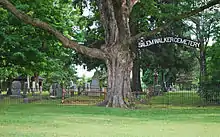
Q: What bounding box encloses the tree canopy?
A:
[0,0,81,82]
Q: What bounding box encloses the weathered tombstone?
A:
[36,82,39,92]
[31,81,36,96]
[154,85,162,96]
[10,81,22,98]
[11,81,21,95]
[50,83,62,98]
[23,82,28,95]
[88,78,101,96]
[56,84,63,98]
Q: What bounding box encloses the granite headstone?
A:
[11,81,21,95]
[88,78,101,96]
[50,83,62,98]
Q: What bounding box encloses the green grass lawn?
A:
[0,102,220,137]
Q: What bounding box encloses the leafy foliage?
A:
[0,0,84,86]
[199,39,220,103]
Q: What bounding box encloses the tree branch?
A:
[0,0,108,60]
[127,21,173,45]
[128,0,220,45]
[99,0,118,45]
[175,0,220,21]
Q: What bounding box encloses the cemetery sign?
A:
[138,36,200,48]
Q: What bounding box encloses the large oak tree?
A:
[0,0,219,108]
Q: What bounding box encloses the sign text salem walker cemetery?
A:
[138,37,200,48]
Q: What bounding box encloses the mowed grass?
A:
[0,101,220,137]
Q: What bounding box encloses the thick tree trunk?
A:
[98,47,134,108]
[97,0,136,108]
[106,58,133,107]
[132,51,142,96]
[130,16,142,97]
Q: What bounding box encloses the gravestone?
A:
[50,83,62,98]
[11,81,22,95]
[23,82,28,95]
[88,78,101,96]
[31,81,36,96]
[154,85,162,96]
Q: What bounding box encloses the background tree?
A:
[200,34,220,102]
[184,4,220,94]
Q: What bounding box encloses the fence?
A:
[0,88,220,106]
[0,87,107,104]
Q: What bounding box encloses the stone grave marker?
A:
[11,81,21,95]
[11,81,22,97]
[88,78,101,96]
[154,85,162,96]
[23,82,28,95]
[50,83,62,98]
